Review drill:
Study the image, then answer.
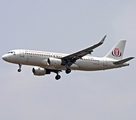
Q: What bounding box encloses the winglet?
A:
[91,35,107,49]
[100,35,107,44]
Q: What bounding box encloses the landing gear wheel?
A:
[66,69,71,74]
[18,69,21,72]
[55,75,61,80]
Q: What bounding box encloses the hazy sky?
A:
[0,1,136,120]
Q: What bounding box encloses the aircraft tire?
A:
[55,75,61,80]
[18,69,21,72]
[66,69,71,74]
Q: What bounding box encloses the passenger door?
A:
[20,50,24,57]
[103,58,107,66]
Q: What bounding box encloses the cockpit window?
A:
[8,51,15,54]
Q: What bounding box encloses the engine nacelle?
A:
[32,67,50,76]
[47,58,62,67]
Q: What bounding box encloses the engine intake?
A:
[47,58,62,67]
[32,67,50,76]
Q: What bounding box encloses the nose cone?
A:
[2,54,8,61]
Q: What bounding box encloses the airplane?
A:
[2,35,134,80]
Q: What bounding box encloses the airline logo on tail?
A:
[112,48,122,57]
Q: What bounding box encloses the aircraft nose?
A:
[2,54,8,61]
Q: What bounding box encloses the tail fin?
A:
[105,40,126,60]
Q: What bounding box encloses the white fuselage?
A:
[2,49,129,71]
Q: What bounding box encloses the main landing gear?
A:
[55,69,71,80]
[66,68,71,74]
[55,74,61,80]
[54,70,61,80]
[18,64,22,72]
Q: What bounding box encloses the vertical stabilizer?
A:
[105,40,126,60]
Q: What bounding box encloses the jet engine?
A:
[32,67,50,76]
[47,58,62,66]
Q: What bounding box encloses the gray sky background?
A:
[0,1,136,120]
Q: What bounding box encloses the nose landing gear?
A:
[18,64,22,72]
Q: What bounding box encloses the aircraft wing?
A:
[61,35,107,66]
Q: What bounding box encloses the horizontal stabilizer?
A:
[113,57,134,65]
